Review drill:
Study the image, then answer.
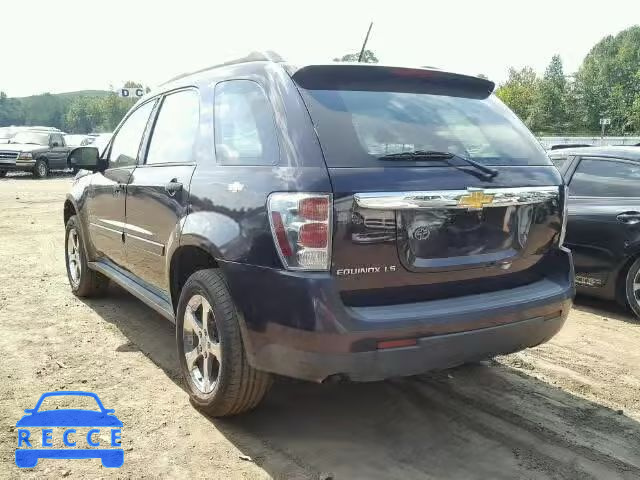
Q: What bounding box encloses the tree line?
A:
[0,82,148,133]
[335,27,640,136]
[2,25,639,136]
[495,25,640,135]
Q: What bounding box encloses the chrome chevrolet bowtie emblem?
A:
[458,189,494,210]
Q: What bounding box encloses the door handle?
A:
[165,180,183,196]
[616,211,640,224]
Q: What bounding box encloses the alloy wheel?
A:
[67,228,81,286]
[182,294,221,394]
[632,270,640,306]
[38,162,47,177]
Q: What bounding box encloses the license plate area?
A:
[397,205,530,266]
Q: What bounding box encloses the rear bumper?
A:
[221,248,574,382]
[249,313,567,382]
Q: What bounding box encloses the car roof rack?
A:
[161,51,285,85]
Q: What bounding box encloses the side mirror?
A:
[68,146,103,172]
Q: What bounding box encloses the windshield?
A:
[300,89,551,167]
[11,131,49,145]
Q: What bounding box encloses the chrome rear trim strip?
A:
[354,186,559,210]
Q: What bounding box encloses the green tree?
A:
[532,55,569,134]
[21,93,66,129]
[495,67,540,129]
[98,93,135,131]
[63,80,146,133]
[65,96,102,133]
[574,25,640,134]
[0,91,25,126]
[334,49,379,63]
[631,94,640,133]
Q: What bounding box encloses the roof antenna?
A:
[358,22,374,62]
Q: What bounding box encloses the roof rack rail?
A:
[161,51,285,85]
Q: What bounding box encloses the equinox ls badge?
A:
[458,189,494,210]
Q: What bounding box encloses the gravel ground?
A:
[0,175,639,479]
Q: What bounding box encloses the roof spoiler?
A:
[290,64,495,98]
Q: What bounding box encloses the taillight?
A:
[268,193,332,271]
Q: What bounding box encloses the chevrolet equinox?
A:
[63,53,574,416]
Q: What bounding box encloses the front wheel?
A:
[625,258,640,318]
[0,170,6,178]
[33,159,49,178]
[65,215,109,297]
[176,269,272,417]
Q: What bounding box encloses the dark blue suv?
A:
[63,52,574,416]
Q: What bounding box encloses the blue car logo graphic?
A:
[15,391,123,468]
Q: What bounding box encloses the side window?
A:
[146,90,200,165]
[570,158,640,197]
[108,101,155,168]
[50,134,63,147]
[214,80,279,165]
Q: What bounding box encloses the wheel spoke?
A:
[72,231,79,252]
[633,282,640,292]
[184,347,199,369]
[202,355,211,391]
[183,306,200,335]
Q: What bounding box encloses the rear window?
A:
[298,85,550,168]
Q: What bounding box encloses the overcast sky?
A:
[4,0,639,97]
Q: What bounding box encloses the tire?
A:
[65,215,109,297]
[624,257,640,318]
[0,170,6,178]
[33,158,49,178]
[176,269,272,416]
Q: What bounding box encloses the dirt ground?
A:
[0,174,639,480]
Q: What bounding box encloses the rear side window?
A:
[109,101,155,168]
[298,85,550,167]
[570,158,640,197]
[146,90,199,165]
[214,80,278,165]
[50,134,64,146]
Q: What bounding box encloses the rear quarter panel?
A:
[178,63,332,267]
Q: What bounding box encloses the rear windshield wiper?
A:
[379,150,498,178]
